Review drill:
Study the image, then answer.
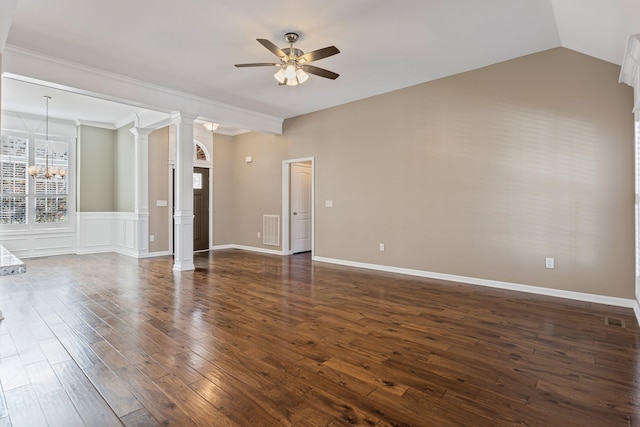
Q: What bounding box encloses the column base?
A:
[172,261,195,272]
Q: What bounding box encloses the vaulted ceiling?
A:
[0,0,639,126]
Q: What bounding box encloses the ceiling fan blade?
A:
[257,39,288,60]
[234,63,280,67]
[301,65,339,80]
[298,46,340,63]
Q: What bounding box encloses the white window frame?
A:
[0,128,76,234]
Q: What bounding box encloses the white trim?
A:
[114,246,139,258]
[211,244,234,251]
[139,251,171,258]
[15,247,75,259]
[115,113,138,130]
[75,119,117,130]
[168,163,174,256]
[75,247,113,255]
[217,128,250,137]
[620,33,640,113]
[0,0,18,53]
[2,47,284,134]
[282,157,314,256]
[313,256,637,309]
[634,301,640,327]
[228,244,284,256]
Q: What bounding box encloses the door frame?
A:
[282,157,314,256]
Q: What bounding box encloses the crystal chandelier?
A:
[28,96,66,179]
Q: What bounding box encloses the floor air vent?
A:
[604,317,626,328]
[263,214,280,246]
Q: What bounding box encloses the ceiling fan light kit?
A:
[235,32,340,87]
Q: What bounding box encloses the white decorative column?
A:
[130,127,153,257]
[172,112,196,271]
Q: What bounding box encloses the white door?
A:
[291,163,312,253]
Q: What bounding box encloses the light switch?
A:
[156,200,167,207]
[325,200,333,208]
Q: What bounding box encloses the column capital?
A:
[130,127,154,138]
[170,111,198,125]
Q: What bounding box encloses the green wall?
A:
[115,122,135,212]
[77,125,115,211]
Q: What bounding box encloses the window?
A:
[0,130,72,227]
[0,134,28,224]
[193,172,202,189]
[195,144,207,161]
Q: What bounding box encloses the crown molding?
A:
[2,45,284,134]
[75,119,117,130]
[0,0,17,53]
[220,128,250,137]
[114,114,137,130]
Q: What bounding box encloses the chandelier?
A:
[28,96,66,179]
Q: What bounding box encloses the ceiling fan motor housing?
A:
[284,32,299,43]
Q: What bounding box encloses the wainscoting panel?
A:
[0,232,74,258]
[76,212,115,254]
[77,212,143,258]
[114,212,139,257]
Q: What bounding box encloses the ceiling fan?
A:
[235,32,340,86]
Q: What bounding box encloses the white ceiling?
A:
[1,0,639,128]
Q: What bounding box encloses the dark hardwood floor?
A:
[0,249,638,426]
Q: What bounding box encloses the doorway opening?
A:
[282,157,314,255]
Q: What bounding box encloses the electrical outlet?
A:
[257,231,261,239]
[149,235,155,242]
[545,257,555,269]
[379,243,385,252]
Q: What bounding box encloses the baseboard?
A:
[313,256,637,309]
[75,247,113,256]
[227,244,284,256]
[113,247,139,258]
[18,248,75,259]
[211,244,234,251]
[139,251,171,258]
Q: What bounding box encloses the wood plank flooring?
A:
[0,249,638,426]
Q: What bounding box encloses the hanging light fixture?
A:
[28,96,66,179]
[203,122,219,132]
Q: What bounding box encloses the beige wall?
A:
[77,125,115,212]
[213,133,234,246]
[227,48,635,299]
[232,132,285,249]
[115,122,135,212]
[148,126,170,253]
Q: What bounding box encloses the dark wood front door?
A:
[193,167,209,251]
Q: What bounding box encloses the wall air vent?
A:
[263,215,280,246]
